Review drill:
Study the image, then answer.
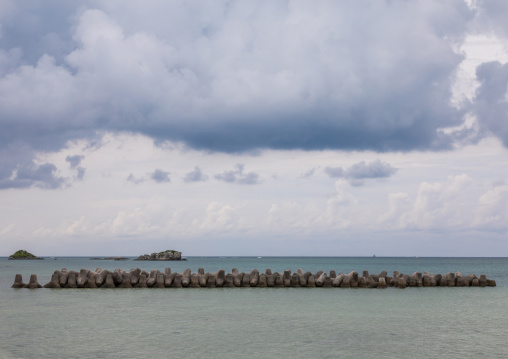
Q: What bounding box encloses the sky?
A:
[1,0,507,257]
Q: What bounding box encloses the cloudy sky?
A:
[1,0,507,256]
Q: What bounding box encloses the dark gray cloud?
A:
[324,167,344,179]
[76,167,85,181]
[0,161,64,189]
[325,160,397,185]
[150,169,171,183]
[66,155,86,181]
[0,1,506,190]
[65,155,84,168]
[0,0,77,69]
[473,0,508,38]
[468,1,508,147]
[473,61,508,147]
[184,167,208,183]
[215,164,260,185]
[237,172,260,185]
[0,142,65,189]
[346,160,398,180]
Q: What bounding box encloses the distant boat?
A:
[372,254,376,258]
[258,257,262,258]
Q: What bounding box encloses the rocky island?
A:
[8,250,43,260]
[135,250,185,261]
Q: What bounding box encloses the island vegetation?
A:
[9,250,43,260]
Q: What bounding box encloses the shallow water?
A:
[1,257,507,359]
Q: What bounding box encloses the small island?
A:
[90,257,129,261]
[8,250,44,260]
[135,250,185,261]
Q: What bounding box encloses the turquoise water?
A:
[1,257,507,359]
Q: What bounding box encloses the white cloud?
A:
[110,208,160,236]
[473,182,508,229]
[378,174,493,231]
[201,202,238,232]
[378,192,411,228]
[64,216,90,236]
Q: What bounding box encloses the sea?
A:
[0,256,507,359]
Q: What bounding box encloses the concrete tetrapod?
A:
[118,273,133,288]
[165,272,176,288]
[25,274,42,289]
[58,269,68,287]
[206,273,216,288]
[13,268,499,289]
[65,273,77,288]
[12,274,26,288]
[102,274,116,288]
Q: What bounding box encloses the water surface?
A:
[1,257,506,359]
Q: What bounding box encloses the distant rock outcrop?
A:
[135,250,184,261]
[90,257,129,261]
[8,250,43,260]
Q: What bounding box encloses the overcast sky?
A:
[1,0,507,256]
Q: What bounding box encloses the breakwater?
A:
[12,268,497,289]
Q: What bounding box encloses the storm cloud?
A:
[0,1,507,189]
